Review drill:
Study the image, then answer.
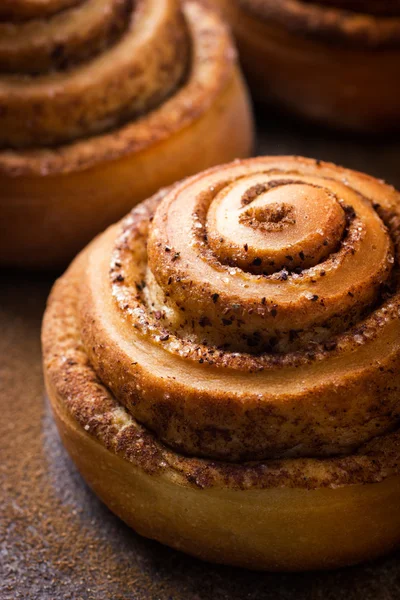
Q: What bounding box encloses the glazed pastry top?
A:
[64,156,400,462]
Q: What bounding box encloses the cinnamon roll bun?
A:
[217,0,400,131]
[0,0,253,268]
[42,156,400,571]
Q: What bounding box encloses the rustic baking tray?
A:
[2,111,400,600]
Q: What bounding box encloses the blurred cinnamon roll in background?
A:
[0,0,253,268]
[217,0,400,131]
[43,156,400,571]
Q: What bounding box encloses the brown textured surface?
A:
[0,1,237,176]
[0,0,190,148]
[3,114,400,598]
[56,156,400,464]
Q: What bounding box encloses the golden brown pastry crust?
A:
[76,157,400,461]
[217,0,400,131]
[0,0,189,148]
[0,0,253,267]
[43,222,400,490]
[43,156,400,570]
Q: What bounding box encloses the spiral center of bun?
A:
[144,162,394,354]
[207,177,346,275]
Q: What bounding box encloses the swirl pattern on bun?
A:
[0,0,189,147]
[75,157,400,462]
[0,0,253,267]
[43,157,400,570]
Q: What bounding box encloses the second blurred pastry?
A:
[0,0,253,268]
[217,0,400,131]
